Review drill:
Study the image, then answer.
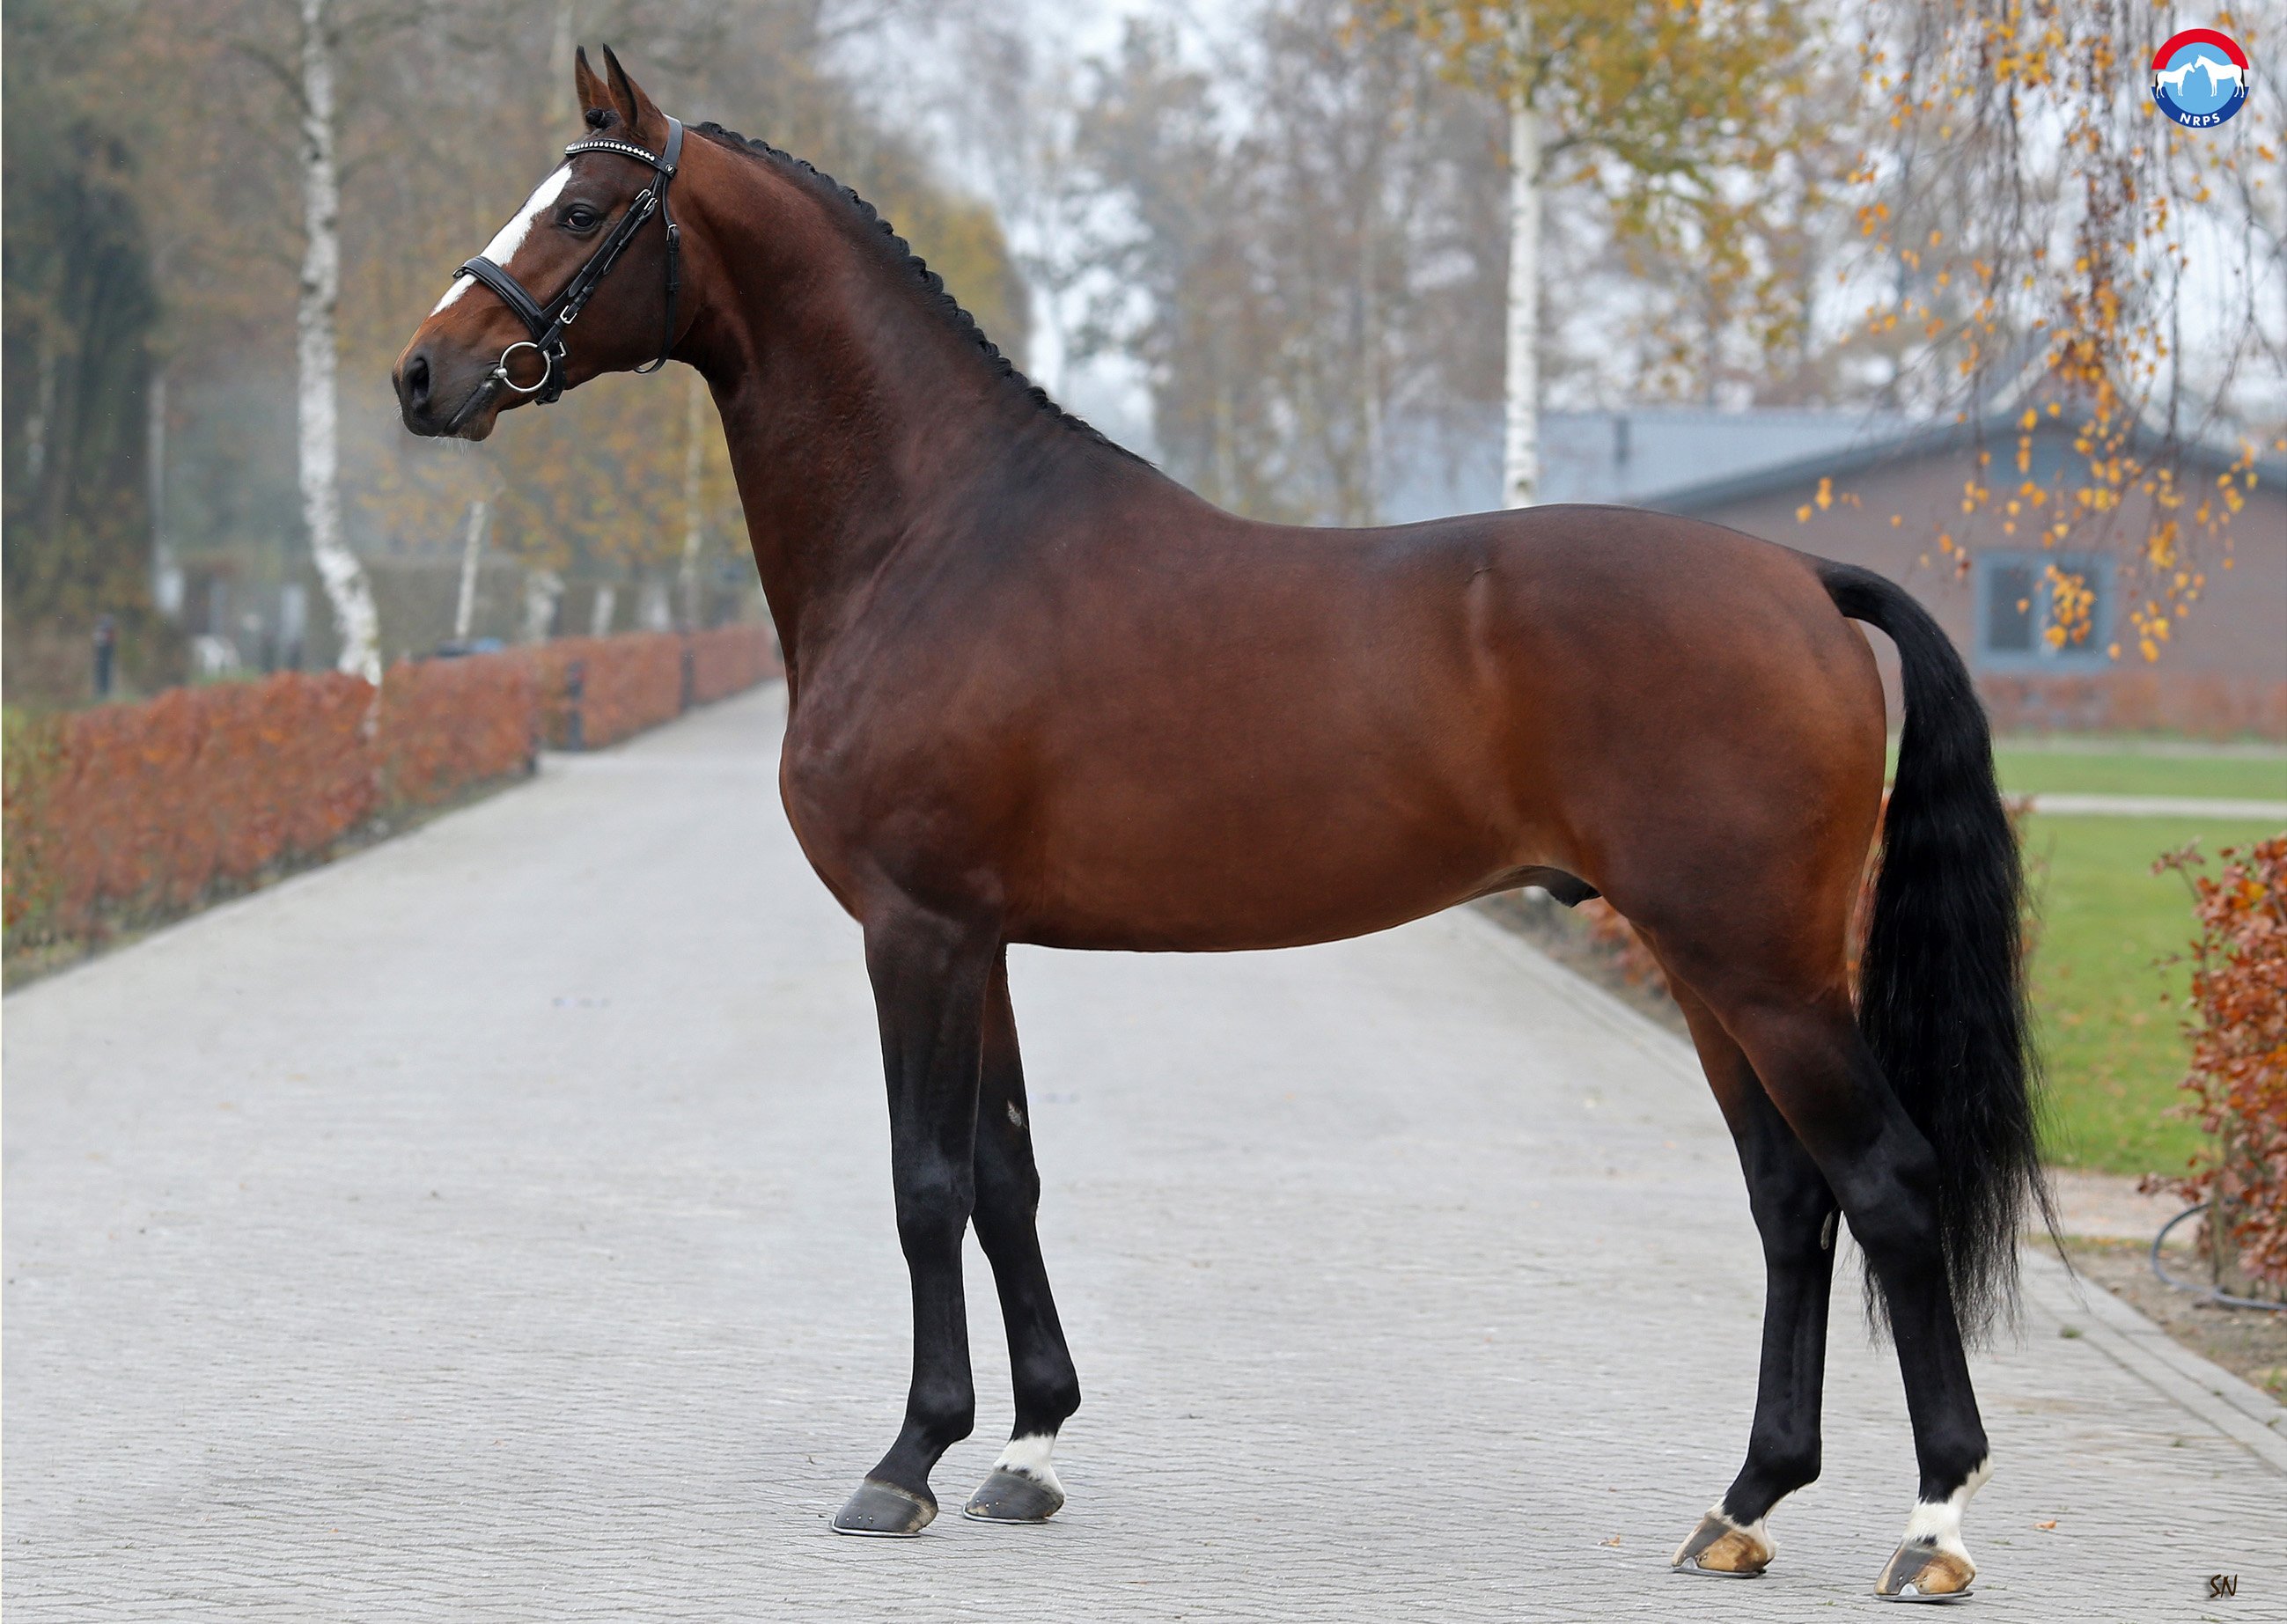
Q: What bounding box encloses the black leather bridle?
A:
[454,116,684,411]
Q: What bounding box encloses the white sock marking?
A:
[1713,1503,1775,1557]
[993,1431,1063,1493]
[1901,1456,1991,1560]
[431,165,572,314]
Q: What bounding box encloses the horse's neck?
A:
[687,188,1089,677]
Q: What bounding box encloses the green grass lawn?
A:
[2026,813,2283,1176]
[1994,746,2287,802]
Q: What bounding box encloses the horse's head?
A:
[394,46,688,440]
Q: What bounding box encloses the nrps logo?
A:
[2151,29,2249,128]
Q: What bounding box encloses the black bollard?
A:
[563,658,586,752]
[680,641,696,713]
[92,614,117,700]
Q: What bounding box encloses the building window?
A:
[1974,552,2110,670]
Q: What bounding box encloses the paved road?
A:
[2022,792,2287,820]
[6,686,2283,1622]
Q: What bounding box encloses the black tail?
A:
[1820,560,2055,1341]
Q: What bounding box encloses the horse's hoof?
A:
[831,1479,937,1537]
[1875,1538,1976,1601]
[963,1466,1066,1523]
[1670,1507,1773,1577]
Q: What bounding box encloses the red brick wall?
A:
[1678,449,2287,739]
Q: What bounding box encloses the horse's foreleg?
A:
[1725,999,1991,1600]
[1666,981,1838,1580]
[962,949,1082,1523]
[831,905,997,1537]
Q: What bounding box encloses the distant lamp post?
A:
[92,614,118,700]
[279,583,309,672]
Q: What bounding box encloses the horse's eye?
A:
[563,205,601,232]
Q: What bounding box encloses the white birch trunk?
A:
[590,583,617,637]
[523,568,564,643]
[453,497,489,641]
[679,371,706,628]
[1501,58,1541,509]
[1359,208,1383,525]
[297,0,380,682]
[148,368,185,617]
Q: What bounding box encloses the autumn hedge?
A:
[530,633,687,750]
[2153,837,2287,1297]
[4,626,778,956]
[4,672,380,946]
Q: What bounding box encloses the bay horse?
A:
[395,48,2051,1602]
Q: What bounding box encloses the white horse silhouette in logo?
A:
[2156,54,2246,98]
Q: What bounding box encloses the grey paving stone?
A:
[5,686,2283,1622]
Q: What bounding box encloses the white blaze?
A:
[431,165,573,314]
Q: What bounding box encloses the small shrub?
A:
[531,633,684,748]
[2151,836,2287,1296]
[530,626,779,747]
[379,651,539,807]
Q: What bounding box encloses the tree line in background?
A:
[6,0,2282,708]
[3,0,1027,706]
[1018,1,2278,527]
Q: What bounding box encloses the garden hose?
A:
[2150,1203,2287,1313]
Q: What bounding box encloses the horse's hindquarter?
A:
[1474,511,1889,945]
[785,500,1885,953]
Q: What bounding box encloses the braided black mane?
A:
[690,121,1141,461]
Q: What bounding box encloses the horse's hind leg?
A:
[1715,993,1991,1599]
[962,949,1082,1523]
[1666,980,1839,1580]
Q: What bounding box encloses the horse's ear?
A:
[573,46,612,128]
[598,44,669,145]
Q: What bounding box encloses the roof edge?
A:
[1638,411,2284,515]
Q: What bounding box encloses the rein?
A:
[454,116,684,412]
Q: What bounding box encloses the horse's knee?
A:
[893,1156,974,1256]
[1742,1157,1836,1260]
[974,1134,1041,1218]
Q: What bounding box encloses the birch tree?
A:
[1500,11,1539,507]
[452,496,488,642]
[1838,0,2281,664]
[1371,0,1816,505]
[1070,12,1503,524]
[295,0,379,682]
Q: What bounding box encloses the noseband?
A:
[455,116,684,408]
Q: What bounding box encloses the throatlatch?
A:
[456,115,684,405]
